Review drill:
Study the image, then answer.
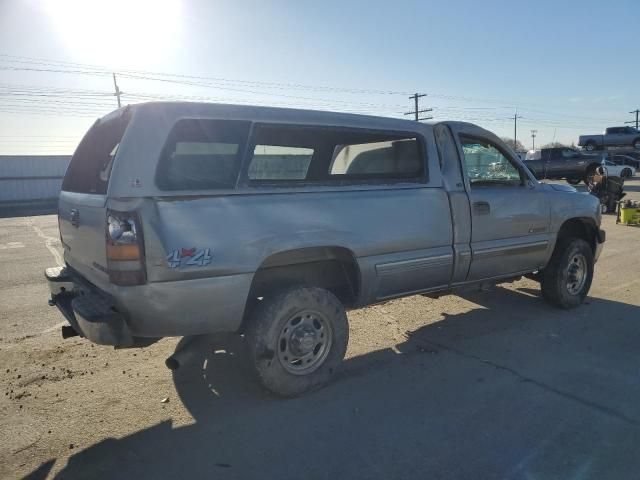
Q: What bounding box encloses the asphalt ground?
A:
[1,179,640,479]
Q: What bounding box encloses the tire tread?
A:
[245,287,348,397]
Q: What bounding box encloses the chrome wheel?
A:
[566,253,587,295]
[277,309,332,375]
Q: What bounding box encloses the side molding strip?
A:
[376,254,453,276]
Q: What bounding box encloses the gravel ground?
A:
[1,180,640,479]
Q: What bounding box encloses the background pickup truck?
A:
[579,127,640,151]
[523,147,602,184]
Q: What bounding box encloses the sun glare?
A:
[44,0,181,67]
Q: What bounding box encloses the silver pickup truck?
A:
[579,126,640,151]
[45,102,605,396]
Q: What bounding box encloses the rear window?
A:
[246,124,424,183]
[62,112,130,194]
[156,119,250,190]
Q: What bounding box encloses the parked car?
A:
[578,126,640,151]
[600,159,636,178]
[523,147,602,185]
[607,153,640,170]
[45,102,605,396]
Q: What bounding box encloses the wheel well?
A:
[557,218,597,253]
[240,247,360,331]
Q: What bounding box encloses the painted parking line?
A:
[29,220,63,267]
[0,242,25,249]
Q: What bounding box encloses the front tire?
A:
[541,238,594,309]
[633,139,640,150]
[245,287,348,397]
[566,178,581,185]
[622,168,632,178]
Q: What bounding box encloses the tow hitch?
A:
[61,325,79,339]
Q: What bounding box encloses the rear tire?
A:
[541,238,594,309]
[622,168,632,178]
[633,139,640,150]
[585,141,597,152]
[245,287,348,397]
[566,178,581,185]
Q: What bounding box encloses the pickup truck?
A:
[524,147,602,185]
[579,126,640,151]
[45,102,605,396]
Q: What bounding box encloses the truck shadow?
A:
[48,286,640,479]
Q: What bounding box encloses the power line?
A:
[0,54,627,127]
[0,53,628,128]
[0,53,414,96]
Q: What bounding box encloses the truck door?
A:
[604,128,622,147]
[545,149,579,178]
[562,149,589,178]
[541,149,556,177]
[450,128,551,281]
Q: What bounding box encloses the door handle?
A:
[70,209,80,227]
[473,201,490,214]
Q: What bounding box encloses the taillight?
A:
[106,210,146,285]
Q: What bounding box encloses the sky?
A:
[0,0,638,154]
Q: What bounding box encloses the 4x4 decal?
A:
[166,248,212,268]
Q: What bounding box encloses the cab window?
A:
[459,136,522,187]
[561,149,579,159]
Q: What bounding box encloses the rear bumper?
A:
[45,266,134,347]
[46,265,254,342]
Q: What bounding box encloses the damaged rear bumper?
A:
[45,266,134,347]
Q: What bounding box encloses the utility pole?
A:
[112,73,122,108]
[530,129,537,150]
[512,109,523,150]
[625,109,640,130]
[404,93,432,121]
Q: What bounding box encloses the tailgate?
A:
[58,191,110,285]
